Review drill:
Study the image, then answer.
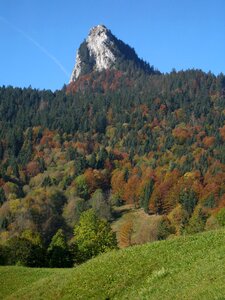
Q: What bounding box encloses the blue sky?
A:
[0,0,225,90]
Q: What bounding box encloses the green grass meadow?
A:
[1,229,225,299]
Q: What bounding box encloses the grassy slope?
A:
[0,267,66,299]
[1,230,225,300]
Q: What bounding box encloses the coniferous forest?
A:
[0,66,225,267]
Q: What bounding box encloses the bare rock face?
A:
[70,25,157,82]
[70,52,83,82]
[86,25,116,72]
[70,25,116,82]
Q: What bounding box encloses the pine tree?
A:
[140,179,154,213]
[0,188,6,206]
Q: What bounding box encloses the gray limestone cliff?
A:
[70,25,157,82]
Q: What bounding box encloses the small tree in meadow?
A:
[73,209,117,262]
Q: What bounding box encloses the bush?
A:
[185,206,208,234]
[109,193,123,207]
[5,237,46,267]
[157,217,175,240]
[216,208,225,227]
[0,244,7,265]
[205,215,220,231]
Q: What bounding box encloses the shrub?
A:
[5,237,46,267]
[216,208,225,227]
[0,244,7,265]
[205,215,220,231]
[185,206,208,234]
[157,217,175,240]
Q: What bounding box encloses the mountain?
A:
[70,25,157,82]
[0,25,225,270]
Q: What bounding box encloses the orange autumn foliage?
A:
[219,125,225,141]
[149,170,180,214]
[111,169,126,199]
[118,219,134,248]
[202,136,215,148]
[172,126,192,143]
[26,161,41,177]
[123,175,141,206]
[84,168,109,194]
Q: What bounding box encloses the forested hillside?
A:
[0,67,225,266]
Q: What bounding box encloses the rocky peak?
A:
[86,25,116,71]
[88,24,108,36]
[70,25,157,82]
[70,25,116,82]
